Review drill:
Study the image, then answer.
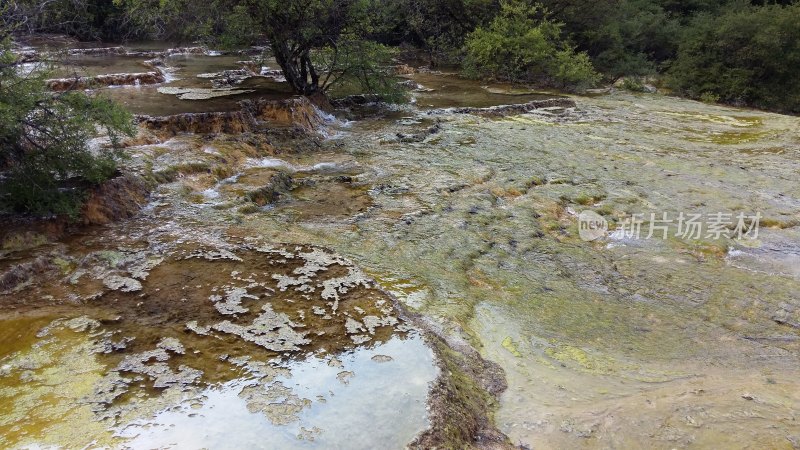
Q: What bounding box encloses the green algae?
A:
[687,129,769,145]
[0,318,120,449]
[501,337,522,357]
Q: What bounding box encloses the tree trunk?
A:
[270,41,320,96]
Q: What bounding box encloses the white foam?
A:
[246,158,297,171]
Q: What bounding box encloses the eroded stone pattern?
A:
[0,242,409,435]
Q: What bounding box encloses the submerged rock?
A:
[157,86,255,100]
[116,344,203,389]
[0,255,54,294]
[103,275,142,292]
[330,94,385,108]
[197,67,260,88]
[393,123,441,143]
[239,381,311,425]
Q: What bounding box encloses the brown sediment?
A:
[0,243,407,379]
[46,71,166,91]
[246,96,331,130]
[81,174,149,225]
[137,109,254,135]
[284,178,373,220]
[137,96,330,136]
[0,174,149,263]
[0,224,515,449]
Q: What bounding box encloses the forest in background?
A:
[4,0,799,112]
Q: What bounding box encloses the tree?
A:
[667,1,800,112]
[0,19,135,217]
[535,0,683,79]
[111,0,238,42]
[462,0,599,91]
[116,0,403,99]
[386,0,500,65]
[244,0,402,98]
[5,0,132,41]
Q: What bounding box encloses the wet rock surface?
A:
[0,239,438,448]
[4,38,800,450]
[427,97,576,117]
[47,71,166,90]
[137,96,333,136]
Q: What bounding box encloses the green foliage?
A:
[216,4,260,49]
[111,0,227,41]
[667,1,800,113]
[249,0,372,95]
[7,0,132,40]
[374,0,499,65]
[0,36,135,217]
[536,0,682,79]
[313,40,407,102]
[209,0,402,98]
[98,0,416,99]
[699,91,720,104]
[462,0,599,91]
[620,77,646,92]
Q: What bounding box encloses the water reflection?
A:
[119,334,435,450]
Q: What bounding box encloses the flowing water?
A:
[2,40,800,449]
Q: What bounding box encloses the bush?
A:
[462,0,599,91]
[620,77,646,92]
[667,1,800,113]
[0,37,135,217]
[698,91,720,104]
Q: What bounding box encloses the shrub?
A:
[0,37,135,217]
[620,77,646,92]
[667,1,800,113]
[698,91,720,104]
[462,0,599,91]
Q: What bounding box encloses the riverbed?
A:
[2,39,799,449]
